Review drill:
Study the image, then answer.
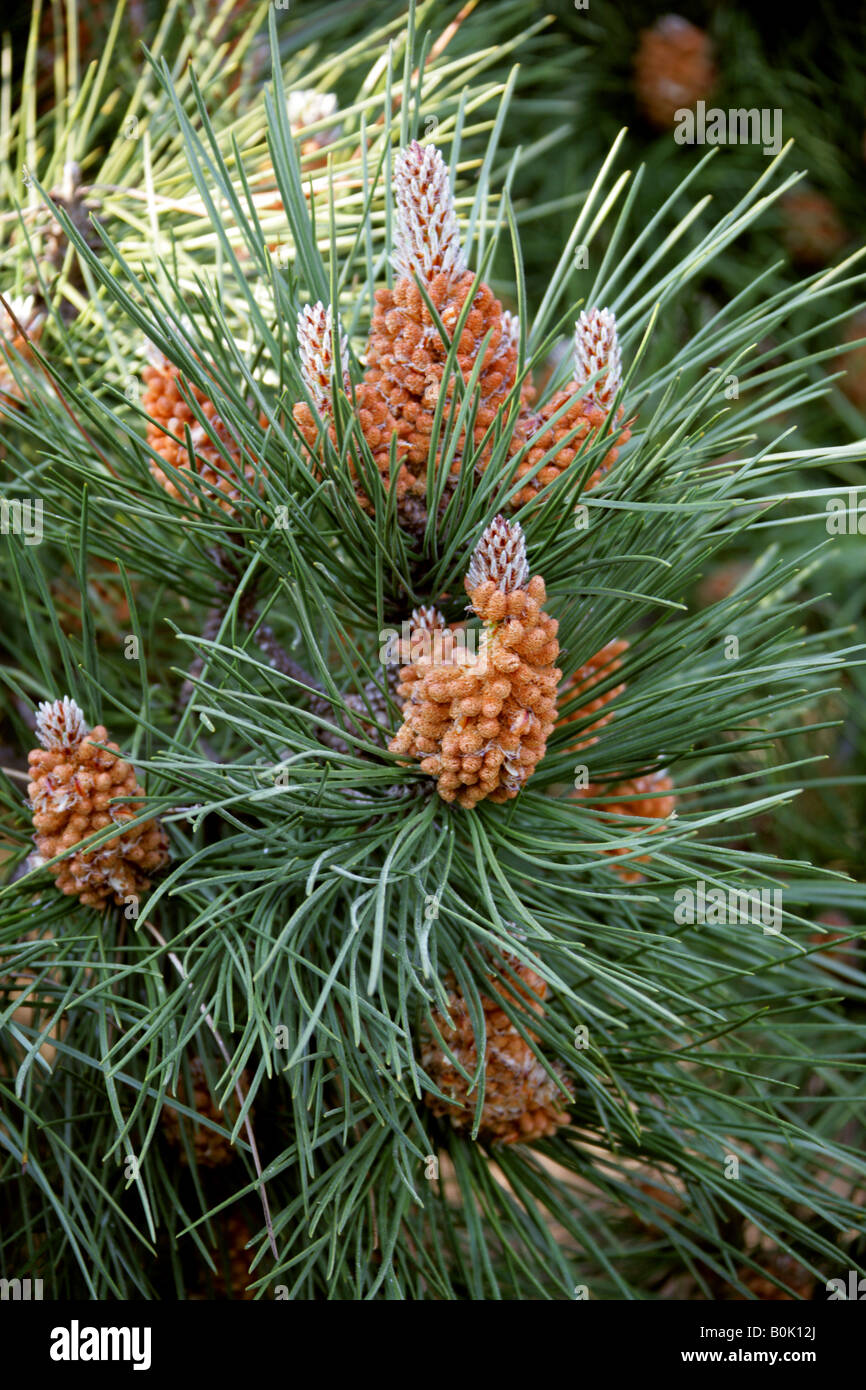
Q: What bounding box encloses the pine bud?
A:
[35,696,89,753]
[573,307,622,410]
[500,309,520,354]
[27,698,169,909]
[392,141,467,286]
[410,604,447,633]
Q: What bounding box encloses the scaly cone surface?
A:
[507,306,629,508]
[559,637,629,752]
[142,349,262,515]
[421,959,571,1143]
[27,697,169,908]
[780,187,847,268]
[388,517,561,806]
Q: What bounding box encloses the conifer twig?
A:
[142,919,279,1265]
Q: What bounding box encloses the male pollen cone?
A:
[27,697,168,908]
[634,14,717,129]
[389,516,561,807]
[573,769,676,882]
[421,960,571,1144]
[559,637,629,752]
[507,307,629,508]
[143,349,262,515]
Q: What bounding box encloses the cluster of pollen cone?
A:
[26,697,168,908]
[106,134,675,1150]
[139,140,628,531]
[389,516,561,807]
[422,959,571,1144]
[291,140,629,532]
[141,345,261,515]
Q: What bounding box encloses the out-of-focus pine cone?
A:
[422,960,570,1143]
[389,518,561,806]
[190,1212,257,1300]
[27,697,168,909]
[162,1057,251,1168]
[634,15,716,129]
[809,910,858,968]
[559,638,629,752]
[696,560,750,608]
[597,771,676,822]
[634,1173,686,1235]
[781,188,847,268]
[38,2,150,91]
[209,1214,256,1300]
[142,350,263,515]
[0,929,67,1075]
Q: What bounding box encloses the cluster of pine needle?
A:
[0,0,864,1301]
